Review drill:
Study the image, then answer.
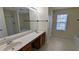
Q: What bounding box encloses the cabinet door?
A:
[32,36,41,49]
[19,43,32,51]
[40,33,46,46]
[32,32,46,49]
[42,33,46,45]
[40,35,43,46]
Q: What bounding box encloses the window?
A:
[56,14,68,31]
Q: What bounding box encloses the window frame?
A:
[56,14,68,31]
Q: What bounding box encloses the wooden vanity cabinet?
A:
[42,32,46,44]
[19,43,32,51]
[32,32,46,49]
[32,36,41,49]
[19,32,46,51]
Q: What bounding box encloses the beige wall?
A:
[29,7,49,37]
[38,7,49,33]
[52,8,79,39]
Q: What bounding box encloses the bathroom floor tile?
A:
[38,37,77,51]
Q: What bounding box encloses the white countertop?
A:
[0,31,45,51]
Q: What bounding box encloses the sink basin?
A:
[3,42,22,51]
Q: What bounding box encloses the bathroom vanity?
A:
[0,31,46,51]
[19,32,46,51]
[19,43,32,51]
[0,7,46,51]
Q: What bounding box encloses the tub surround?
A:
[0,31,46,51]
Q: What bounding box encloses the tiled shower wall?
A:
[29,7,49,38]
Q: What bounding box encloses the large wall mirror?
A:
[0,7,38,38]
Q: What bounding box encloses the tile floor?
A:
[38,37,78,51]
